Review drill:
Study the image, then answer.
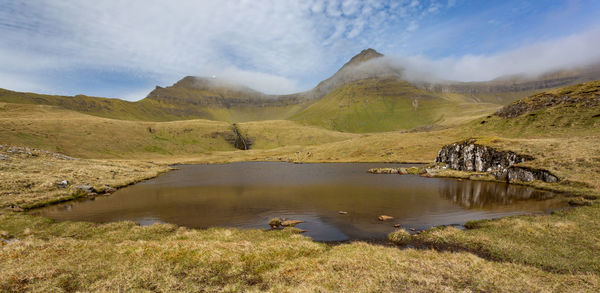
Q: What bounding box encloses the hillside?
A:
[0,102,355,159]
[0,88,181,121]
[141,76,311,122]
[2,49,600,133]
[292,77,499,132]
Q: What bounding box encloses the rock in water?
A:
[281,220,304,227]
[338,211,348,215]
[378,215,394,221]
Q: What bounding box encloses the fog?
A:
[355,29,600,84]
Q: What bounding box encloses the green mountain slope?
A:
[0,88,183,121]
[291,77,499,133]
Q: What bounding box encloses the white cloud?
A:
[386,29,600,82]
[406,21,419,32]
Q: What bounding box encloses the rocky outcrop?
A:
[436,140,532,172]
[435,140,559,183]
[503,166,559,183]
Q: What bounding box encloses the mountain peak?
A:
[343,48,384,68]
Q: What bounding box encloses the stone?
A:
[393,224,401,228]
[338,211,348,215]
[57,180,69,188]
[378,215,394,221]
[281,220,304,227]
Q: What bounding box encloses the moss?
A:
[405,166,423,174]
[268,218,281,228]
[388,229,412,245]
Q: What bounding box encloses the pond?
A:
[31,162,566,241]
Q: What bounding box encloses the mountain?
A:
[143,76,310,122]
[1,48,600,132]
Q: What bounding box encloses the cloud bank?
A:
[390,29,600,83]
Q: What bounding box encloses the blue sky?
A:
[1,0,599,100]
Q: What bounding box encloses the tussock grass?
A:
[1,212,598,292]
[413,202,600,274]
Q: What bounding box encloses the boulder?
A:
[435,139,559,183]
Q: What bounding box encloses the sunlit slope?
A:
[0,87,310,123]
[291,78,500,133]
[464,80,600,137]
[0,88,183,121]
[0,103,355,158]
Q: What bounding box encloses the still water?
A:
[31,162,565,241]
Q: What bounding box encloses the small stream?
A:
[31,162,566,241]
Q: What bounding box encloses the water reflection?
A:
[440,180,556,209]
[31,162,566,241]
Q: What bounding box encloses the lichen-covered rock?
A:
[435,140,559,183]
[503,166,559,183]
[436,139,532,172]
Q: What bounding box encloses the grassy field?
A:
[0,102,358,159]
[1,81,600,291]
[1,212,598,292]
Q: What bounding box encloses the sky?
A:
[1,0,600,101]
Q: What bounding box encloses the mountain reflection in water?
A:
[441,180,556,209]
[31,162,566,241]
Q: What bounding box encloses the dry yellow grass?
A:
[0,145,169,209]
[1,212,598,292]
